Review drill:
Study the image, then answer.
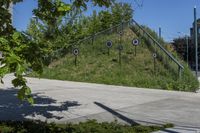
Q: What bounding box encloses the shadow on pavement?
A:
[94,101,139,126]
[0,88,81,121]
[161,129,180,133]
[159,127,200,133]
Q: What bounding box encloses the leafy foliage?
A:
[111,2,133,24]
[0,31,46,104]
[0,0,115,103]
[26,2,133,60]
[33,0,71,39]
[0,120,173,133]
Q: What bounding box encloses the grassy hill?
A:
[30,27,199,91]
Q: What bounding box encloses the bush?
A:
[0,120,173,133]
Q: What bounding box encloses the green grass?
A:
[0,120,173,133]
[30,28,199,91]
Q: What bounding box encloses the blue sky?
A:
[13,0,200,42]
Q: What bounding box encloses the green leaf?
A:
[24,86,31,95]
[0,37,8,45]
[7,52,21,64]
[16,63,26,76]
[57,4,71,12]
[12,32,21,40]
[0,65,9,77]
[12,76,27,87]
[17,86,34,104]
[27,97,34,104]
[17,87,25,100]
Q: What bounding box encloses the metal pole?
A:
[92,35,94,46]
[135,46,137,56]
[186,35,189,66]
[75,56,77,66]
[154,57,156,74]
[120,34,122,44]
[122,21,124,32]
[119,50,121,65]
[194,6,198,77]
[159,27,161,39]
[179,67,182,79]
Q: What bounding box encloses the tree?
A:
[0,0,113,103]
[111,2,133,25]
[26,18,44,42]
[99,10,113,30]
[88,10,101,34]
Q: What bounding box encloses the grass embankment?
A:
[0,120,173,133]
[31,28,199,91]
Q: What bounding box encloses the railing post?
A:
[110,26,112,34]
[178,66,182,79]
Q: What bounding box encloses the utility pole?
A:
[194,6,198,77]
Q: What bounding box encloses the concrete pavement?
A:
[1,74,200,132]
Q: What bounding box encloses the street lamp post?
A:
[186,35,189,66]
[159,27,162,39]
[194,6,198,77]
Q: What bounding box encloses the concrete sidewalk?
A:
[1,74,200,132]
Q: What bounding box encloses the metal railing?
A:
[129,19,184,78]
[44,20,130,63]
[43,18,184,79]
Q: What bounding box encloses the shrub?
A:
[0,120,173,133]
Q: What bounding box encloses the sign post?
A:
[132,39,139,56]
[194,6,198,78]
[153,53,157,73]
[72,48,79,66]
[119,31,123,44]
[106,40,113,55]
[118,44,123,65]
[118,31,123,65]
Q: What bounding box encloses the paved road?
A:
[1,74,200,132]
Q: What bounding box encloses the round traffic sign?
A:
[106,41,113,48]
[118,44,123,51]
[119,31,123,36]
[73,48,79,56]
[132,39,139,46]
[153,53,157,58]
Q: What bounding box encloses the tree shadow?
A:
[0,88,81,121]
